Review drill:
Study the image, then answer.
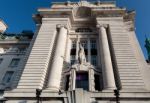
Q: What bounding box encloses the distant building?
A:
[0,19,7,33]
[1,1,150,103]
[0,31,33,102]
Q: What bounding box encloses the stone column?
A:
[65,37,71,65]
[89,68,95,91]
[47,24,68,91]
[70,69,76,90]
[88,38,91,62]
[76,36,80,62]
[97,24,116,90]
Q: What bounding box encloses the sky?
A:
[0,0,150,59]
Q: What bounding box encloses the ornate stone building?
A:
[0,0,150,103]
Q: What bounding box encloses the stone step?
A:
[23,66,47,69]
[119,74,141,77]
[117,63,138,66]
[17,86,41,89]
[122,86,145,89]
[118,60,137,65]
[18,83,43,86]
[120,76,142,80]
[122,83,145,86]
[118,69,140,72]
[21,74,44,77]
[116,58,137,61]
[19,80,42,83]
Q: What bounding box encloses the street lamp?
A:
[36,89,42,103]
[114,89,120,103]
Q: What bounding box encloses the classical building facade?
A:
[0,1,150,103]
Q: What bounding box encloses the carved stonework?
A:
[78,43,86,64]
[78,1,90,7]
[56,24,68,32]
[74,7,92,18]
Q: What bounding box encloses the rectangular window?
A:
[9,58,20,67]
[91,55,97,66]
[19,48,26,53]
[0,58,3,64]
[2,71,14,83]
[71,40,76,49]
[90,40,97,49]
[81,40,87,49]
[70,55,76,65]
[76,73,89,90]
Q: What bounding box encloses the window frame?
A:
[9,58,20,67]
[2,71,14,84]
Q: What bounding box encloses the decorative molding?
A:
[96,24,108,29]
[56,24,68,32]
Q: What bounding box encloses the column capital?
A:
[56,24,68,32]
[96,24,108,29]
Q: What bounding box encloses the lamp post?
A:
[114,89,120,103]
[36,89,42,103]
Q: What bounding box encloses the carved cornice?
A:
[56,24,68,32]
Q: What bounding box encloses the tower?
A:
[1,1,150,103]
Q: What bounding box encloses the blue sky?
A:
[0,0,150,59]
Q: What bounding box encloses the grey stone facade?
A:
[0,1,150,103]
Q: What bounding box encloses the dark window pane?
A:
[84,49,88,55]
[71,49,76,55]
[94,75,101,91]
[76,73,88,90]
[71,40,76,49]
[9,58,20,67]
[70,55,76,65]
[2,71,14,83]
[91,55,97,66]
[91,49,97,55]
[81,40,88,49]
[90,40,97,49]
